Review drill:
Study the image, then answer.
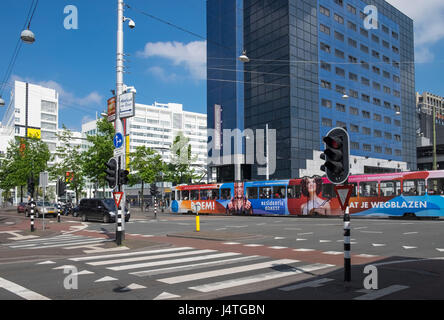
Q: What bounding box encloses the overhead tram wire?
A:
[0,0,39,99]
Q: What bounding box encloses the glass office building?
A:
[207,0,416,180]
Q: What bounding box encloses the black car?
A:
[78,198,130,223]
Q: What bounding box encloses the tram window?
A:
[403,180,426,196]
[259,187,272,199]
[359,182,378,197]
[247,187,258,199]
[349,183,358,197]
[211,189,219,200]
[200,189,211,200]
[322,184,337,199]
[428,178,444,195]
[221,188,231,200]
[182,190,189,200]
[287,185,301,199]
[172,191,176,201]
[380,181,400,196]
[273,186,286,199]
[190,190,199,200]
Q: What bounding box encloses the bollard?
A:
[57,203,61,223]
[30,199,35,232]
[154,201,157,218]
[344,206,351,282]
[196,214,200,232]
[116,207,122,246]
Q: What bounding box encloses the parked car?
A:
[25,201,57,218]
[78,198,130,223]
[17,202,26,214]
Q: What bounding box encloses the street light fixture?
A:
[239,50,250,63]
[20,29,35,44]
[0,97,5,106]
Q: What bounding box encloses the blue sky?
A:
[0,0,443,132]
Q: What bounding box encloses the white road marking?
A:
[356,254,378,258]
[403,232,418,235]
[36,261,56,265]
[72,270,95,276]
[119,283,146,291]
[83,246,130,254]
[298,232,313,235]
[274,237,285,240]
[223,242,241,245]
[108,252,237,271]
[0,277,50,300]
[95,276,118,283]
[269,246,287,249]
[154,292,181,300]
[360,231,383,234]
[354,285,409,300]
[70,247,193,262]
[189,263,334,293]
[88,249,216,267]
[279,278,335,291]
[319,240,332,243]
[296,238,307,241]
[244,244,263,247]
[436,248,444,252]
[402,246,417,250]
[372,244,386,247]
[353,227,368,230]
[323,251,343,255]
[160,259,298,284]
[293,249,315,252]
[130,255,261,277]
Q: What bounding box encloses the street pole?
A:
[433,103,437,170]
[266,123,269,180]
[344,206,351,282]
[116,0,126,240]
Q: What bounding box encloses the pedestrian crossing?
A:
[3,234,113,250]
[64,246,335,295]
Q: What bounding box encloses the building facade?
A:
[207,0,416,180]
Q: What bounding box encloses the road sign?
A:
[334,185,354,211]
[119,92,135,119]
[107,96,116,122]
[113,192,124,208]
[39,172,49,188]
[113,133,124,149]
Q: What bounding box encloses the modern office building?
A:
[207,0,415,180]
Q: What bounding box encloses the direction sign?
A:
[334,185,354,211]
[113,133,124,149]
[113,192,124,209]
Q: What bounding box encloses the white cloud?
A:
[386,0,444,62]
[11,75,103,108]
[148,66,179,83]
[138,40,206,80]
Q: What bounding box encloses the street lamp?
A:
[239,50,250,63]
[0,97,5,106]
[20,29,35,44]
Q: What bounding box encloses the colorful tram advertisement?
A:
[170,170,444,218]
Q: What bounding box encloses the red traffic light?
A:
[323,136,342,149]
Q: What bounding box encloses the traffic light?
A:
[320,127,350,185]
[150,183,158,196]
[57,178,66,197]
[105,158,118,189]
[27,176,35,197]
[119,169,129,185]
[65,171,74,183]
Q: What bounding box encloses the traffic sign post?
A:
[113,191,124,246]
[334,185,354,282]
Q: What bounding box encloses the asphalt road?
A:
[1,208,444,301]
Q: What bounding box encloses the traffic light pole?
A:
[344,206,351,282]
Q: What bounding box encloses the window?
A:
[403,180,426,196]
[373,66,380,74]
[393,75,400,83]
[361,77,370,86]
[384,101,391,109]
[360,44,369,53]
[362,94,370,102]
[334,14,344,24]
[363,127,371,135]
[392,46,399,54]
[322,118,332,127]
[373,82,381,91]
[351,141,360,150]
[347,21,356,31]
[336,103,346,112]
[199,189,211,200]
[373,98,381,106]
[273,186,286,199]
[384,117,391,124]
[320,24,330,35]
[371,34,379,43]
[247,187,258,199]
[211,189,219,200]
[395,149,402,156]
[361,61,370,69]
[383,70,390,79]
[321,61,331,71]
[259,187,272,199]
[395,134,401,142]
[375,146,382,153]
[385,148,392,155]
[348,55,358,63]
[335,49,345,59]
[181,190,189,200]
[374,130,382,137]
[427,178,444,195]
[336,85,346,94]
[221,188,231,200]
[350,107,359,115]
[380,181,401,196]
[359,182,378,197]
[336,67,345,77]
[287,185,301,199]
[321,99,332,108]
[190,190,199,200]
[41,100,56,113]
[382,40,390,48]
[382,25,389,34]
[362,110,370,118]
[41,113,56,122]
[320,42,331,53]
[395,119,401,127]
[384,132,392,139]
[347,4,356,14]
[322,184,337,199]
[350,124,359,132]
[363,144,372,151]
[336,121,346,128]
[360,28,369,37]
[373,113,382,121]
[372,50,380,59]
[384,86,391,94]
[383,56,390,64]
[349,72,358,81]
[321,80,332,89]
[392,31,399,40]
[334,0,343,7]
[320,6,330,16]
[394,90,401,98]
[393,61,400,68]
[348,38,357,47]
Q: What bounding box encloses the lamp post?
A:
[433,103,437,170]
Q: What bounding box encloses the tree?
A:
[166,132,200,185]
[0,137,51,202]
[82,117,115,197]
[49,126,86,204]
[129,145,166,209]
